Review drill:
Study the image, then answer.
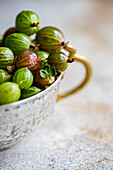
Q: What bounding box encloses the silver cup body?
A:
[0,74,62,150]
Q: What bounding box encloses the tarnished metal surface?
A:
[0,75,61,150]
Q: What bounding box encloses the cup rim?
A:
[0,73,63,109]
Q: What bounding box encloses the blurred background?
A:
[0,0,113,104]
[0,0,113,169]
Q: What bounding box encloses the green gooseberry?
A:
[21,86,41,99]
[0,47,14,69]
[34,49,49,68]
[5,33,31,55]
[48,51,68,72]
[0,34,3,46]
[13,67,33,89]
[16,10,40,36]
[0,82,21,105]
[36,26,65,53]
[0,69,11,84]
[34,50,49,61]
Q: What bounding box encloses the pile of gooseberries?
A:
[0,10,74,105]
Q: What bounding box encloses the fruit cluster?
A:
[0,10,73,105]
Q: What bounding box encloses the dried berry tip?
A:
[31,22,39,27]
[7,65,15,73]
[67,58,75,63]
[61,41,69,48]
[61,41,65,46]
[30,42,36,49]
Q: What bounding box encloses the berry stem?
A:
[67,58,75,63]
[61,41,69,48]
[7,65,15,73]
[30,42,36,49]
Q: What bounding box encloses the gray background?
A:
[0,0,113,169]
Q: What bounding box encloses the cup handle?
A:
[57,44,92,101]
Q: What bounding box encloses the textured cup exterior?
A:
[0,75,62,150]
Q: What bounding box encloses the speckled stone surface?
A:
[0,0,113,169]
